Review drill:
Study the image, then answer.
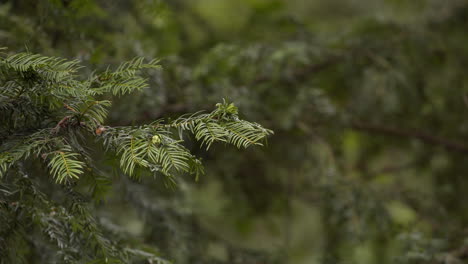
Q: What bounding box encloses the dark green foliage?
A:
[2,0,468,264]
[0,51,271,263]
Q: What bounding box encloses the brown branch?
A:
[52,115,71,134]
[351,121,468,154]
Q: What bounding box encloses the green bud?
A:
[226,103,238,114]
[152,135,161,144]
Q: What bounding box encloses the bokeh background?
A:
[2,0,468,263]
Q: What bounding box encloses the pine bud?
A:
[95,126,106,135]
[152,135,161,144]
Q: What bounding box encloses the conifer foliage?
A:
[0,50,272,263]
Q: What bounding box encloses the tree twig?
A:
[351,121,468,154]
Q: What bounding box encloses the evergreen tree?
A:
[2,0,468,263]
[0,51,271,263]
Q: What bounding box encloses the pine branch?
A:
[1,52,81,82]
[92,57,160,96]
[48,150,85,183]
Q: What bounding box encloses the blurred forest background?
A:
[2,0,468,263]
